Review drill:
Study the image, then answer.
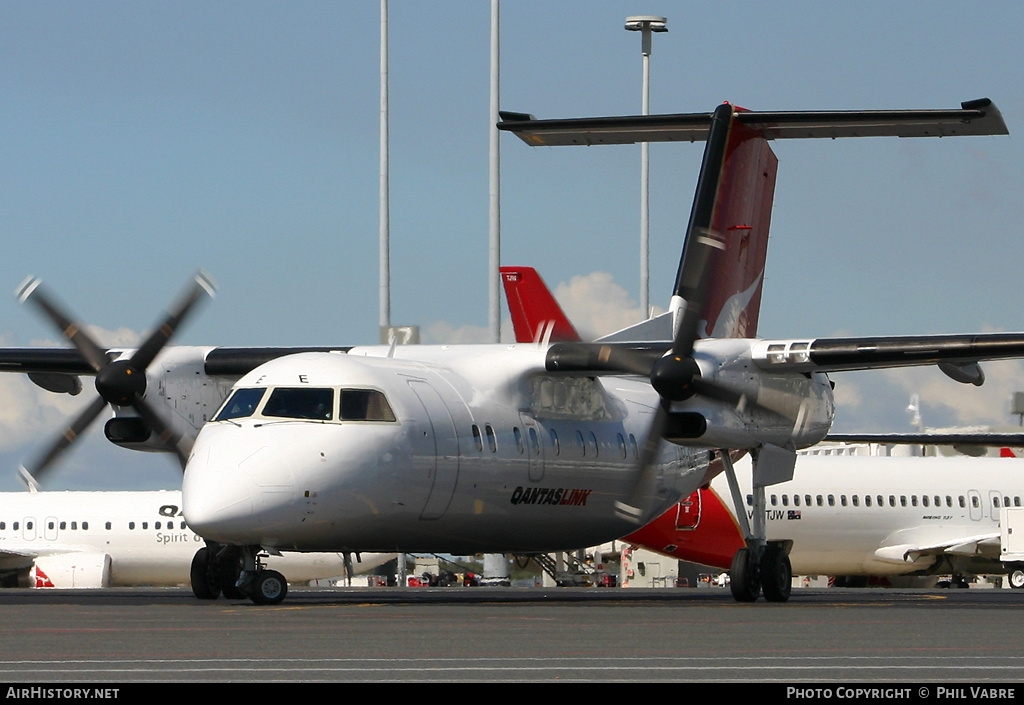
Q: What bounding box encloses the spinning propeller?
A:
[15,271,216,489]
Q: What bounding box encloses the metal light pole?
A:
[489,0,501,343]
[380,0,390,338]
[625,15,667,318]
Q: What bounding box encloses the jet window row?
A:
[0,521,90,531]
[126,521,188,530]
[214,387,396,423]
[748,493,1024,510]
[469,423,639,460]
[0,520,189,531]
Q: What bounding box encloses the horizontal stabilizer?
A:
[498,98,1007,146]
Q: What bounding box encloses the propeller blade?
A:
[131,270,216,370]
[15,277,109,372]
[19,395,108,486]
[667,103,735,358]
[669,227,726,358]
[615,403,670,523]
[15,270,214,485]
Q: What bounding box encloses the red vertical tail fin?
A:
[500,266,581,343]
[701,109,777,339]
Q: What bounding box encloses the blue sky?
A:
[0,1,1022,490]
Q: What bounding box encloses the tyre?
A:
[190,548,220,600]
[729,548,761,602]
[250,570,288,605]
[1009,567,1024,589]
[760,546,792,602]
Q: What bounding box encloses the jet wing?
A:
[0,546,40,562]
[874,532,1000,565]
[824,432,1024,448]
[498,98,1007,146]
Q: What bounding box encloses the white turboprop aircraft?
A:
[4,98,1017,605]
[0,489,387,589]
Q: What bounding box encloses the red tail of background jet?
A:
[500,266,581,343]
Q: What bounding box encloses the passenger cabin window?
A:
[263,388,334,421]
[528,428,540,456]
[215,388,266,420]
[340,389,396,421]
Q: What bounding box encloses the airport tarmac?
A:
[0,586,1023,684]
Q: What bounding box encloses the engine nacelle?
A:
[670,340,835,449]
[31,552,111,588]
[103,346,237,453]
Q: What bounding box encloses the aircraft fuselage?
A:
[183,344,834,555]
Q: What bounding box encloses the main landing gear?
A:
[720,446,796,603]
[190,543,288,605]
[729,543,792,603]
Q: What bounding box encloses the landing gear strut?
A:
[720,446,795,603]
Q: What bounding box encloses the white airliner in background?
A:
[0,490,387,590]
[624,451,1024,588]
[2,98,1016,605]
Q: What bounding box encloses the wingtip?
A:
[18,465,40,493]
[15,276,42,304]
[194,269,217,298]
[614,500,643,524]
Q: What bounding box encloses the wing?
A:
[544,332,1024,379]
[874,532,1001,566]
[0,345,354,386]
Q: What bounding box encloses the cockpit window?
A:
[340,389,396,421]
[263,388,334,421]
[214,388,266,421]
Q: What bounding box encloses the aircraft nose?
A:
[182,424,302,543]
[182,422,331,546]
[182,441,259,542]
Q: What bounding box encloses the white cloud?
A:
[554,271,664,340]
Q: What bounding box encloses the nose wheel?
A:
[249,570,288,605]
